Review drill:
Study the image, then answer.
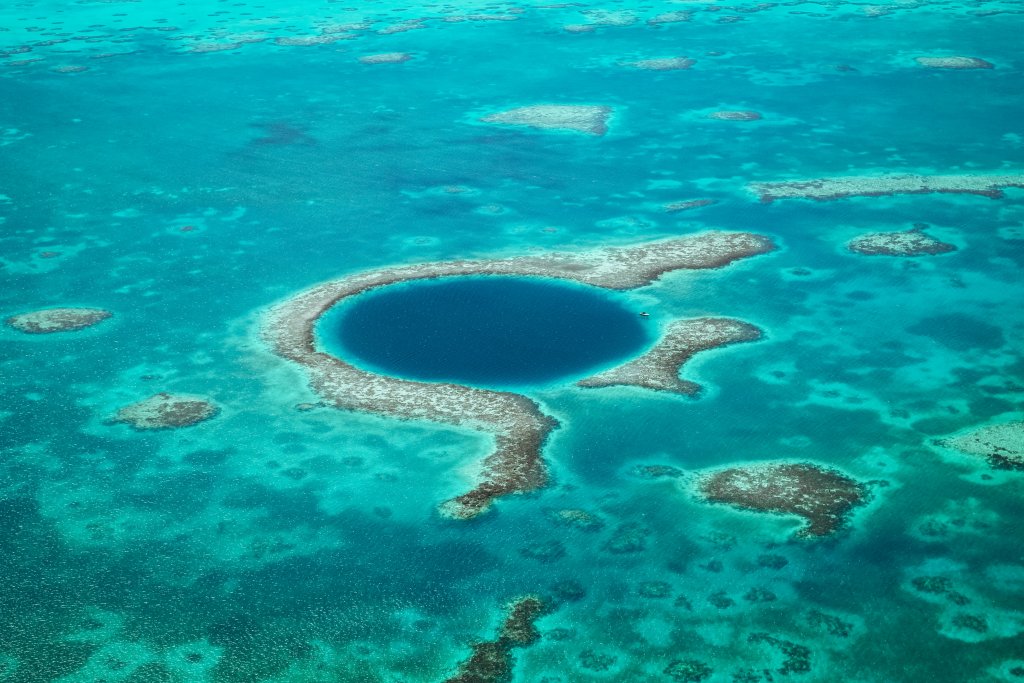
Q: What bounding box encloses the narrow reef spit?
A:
[111,393,220,430]
[261,231,775,519]
[694,462,869,538]
[6,307,111,334]
[577,317,762,395]
[443,596,549,683]
[847,226,956,256]
[479,105,613,135]
[749,173,1024,203]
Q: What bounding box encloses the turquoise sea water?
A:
[1,1,1023,682]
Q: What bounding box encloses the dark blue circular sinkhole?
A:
[321,276,652,388]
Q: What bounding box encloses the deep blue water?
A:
[328,277,651,387]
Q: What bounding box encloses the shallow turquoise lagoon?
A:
[1,1,1023,682]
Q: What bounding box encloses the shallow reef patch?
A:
[914,56,994,69]
[846,226,956,256]
[443,596,550,683]
[934,420,1024,471]
[479,105,613,135]
[358,52,413,64]
[694,462,870,538]
[6,307,112,334]
[110,393,220,430]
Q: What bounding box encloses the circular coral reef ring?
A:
[5,307,112,334]
[260,231,775,520]
[693,461,871,538]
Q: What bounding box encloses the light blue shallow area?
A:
[1,2,1023,682]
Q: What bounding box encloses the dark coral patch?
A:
[444,596,550,683]
[847,226,956,256]
[111,393,219,430]
[748,633,812,675]
[696,462,869,538]
[664,658,713,682]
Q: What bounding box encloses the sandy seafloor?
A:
[2,0,1024,681]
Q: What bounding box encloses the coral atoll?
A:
[261,232,774,519]
[6,307,111,334]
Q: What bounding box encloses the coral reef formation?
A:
[847,226,956,256]
[695,462,869,537]
[479,105,613,135]
[578,317,762,395]
[358,52,412,64]
[443,596,549,683]
[623,57,694,70]
[749,173,1024,203]
[261,232,774,519]
[915,56,994,69]
[708,110,762,121]
[111,393,219,430]
[6,307,111,334]
[935,421,1024,471]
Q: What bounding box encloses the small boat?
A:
[639,312,650,317]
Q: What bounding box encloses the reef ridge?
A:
[261,231,775,518]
